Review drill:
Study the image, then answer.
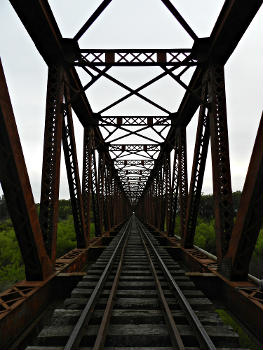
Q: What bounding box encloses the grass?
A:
[0,216,97,291]
[216,309,260,349]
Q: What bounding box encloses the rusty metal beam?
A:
[82,127,102,237]
[98,151,106,233]
[100,116,170,127]
[39,65,64,262]
[167,143,179,236]
[74,0,113,41]
[9,0,64,66]
[77,49,195,66]
[0,61,52,281]
[182,82,210,247]
[8,0,125,198]
[160,0,198,40]
[62,85,87,248]
[0,237,108,350]
[178,128,188,235]
[209,0,263,64]
[115,160,154,167]
[82,128,92,240]
[225,112,263,280]
[109,144,161,151]
[208,64,234,263]
[140,0,263,198]
[8,0,263,281]
[176,0,263,128]
[9,0,263,148]
[84,63,171,115]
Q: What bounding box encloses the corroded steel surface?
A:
[0,0,262,345]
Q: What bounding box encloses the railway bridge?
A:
[0,0,262,348]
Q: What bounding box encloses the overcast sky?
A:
[0,0,262,202]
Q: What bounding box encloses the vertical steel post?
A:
[182,83,210,247]
[82,127,101,237]
[112,179,118,226]
[208,64,234,262]
[167,143,180,236]
[178,127,188,235]
[39,65,64,262]
[160,163,167,231]
[104,166,111,232]
[82,127,92,240]
[109,170,114,228]
[154,178,159,228]
[98,151,106,232]
[163,152,171,233]
[156,169,163,230]
[62,84,87,248]
[90,134,101,236]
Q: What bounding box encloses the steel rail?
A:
[136,219,216,350]
[63,218,131,350]
[92,225,129,350]
[139,226,185,349]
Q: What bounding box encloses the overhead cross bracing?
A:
[0,0,262,286]
[56,1,206,207]
[48,10,196,209]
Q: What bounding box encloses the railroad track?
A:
[27,216,248,350]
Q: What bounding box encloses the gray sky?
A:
[0,0,262,201]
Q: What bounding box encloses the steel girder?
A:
[115,160,154,167]
[182,80,210,247]
[224,113,263,280]
[99,117,170,126]
[4,0,262,282]
[82,128,93,240]
[83,128,101,236]
[208,64,234,262]
[167,141,180,236]
[62,84,87,248]
[39,65,64,262]
[82,127,129,236]
[177,128,188,235]
[109,144,161,151]
[0,61,53,280]
[76,49,196,66]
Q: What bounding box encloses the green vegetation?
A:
[0,198,96,291]
[173,216,217,254]
[216,309,259,349]
[56,215,96,258]
[173,192,262,277]
[0,191,262,290]
[56,215,76,257]
[194,218,216,255]
[0,219,24,291]
[191,218,263,278]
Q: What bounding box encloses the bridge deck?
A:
[22,217,246,350]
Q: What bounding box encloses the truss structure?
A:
[0,0,262,282]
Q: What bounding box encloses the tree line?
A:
[0,192,262,291]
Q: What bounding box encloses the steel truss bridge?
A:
[0,0,262,348]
